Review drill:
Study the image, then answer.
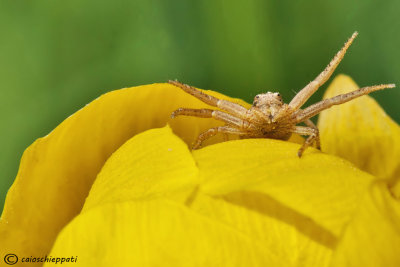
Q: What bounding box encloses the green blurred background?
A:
[1,0,399,212]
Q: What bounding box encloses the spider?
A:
[169,32,395,157]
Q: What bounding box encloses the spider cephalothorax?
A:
[252,92,285,121]
[170,32,395,157]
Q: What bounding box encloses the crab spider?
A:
[169,32,395,157]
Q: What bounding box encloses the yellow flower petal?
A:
[0,83,247,259]
[391,179,400,199]
[193,139,374,237]
[82,126,198,211]
[330,181,400,266]
[48,200,283,267]
[49,127,332,266]
[48,127,382,266]
[4,77,396,265]
[318,75,400,182]
[188,194,332,266]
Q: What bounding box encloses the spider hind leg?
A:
[304,119,321,150]
[291,126,320,157]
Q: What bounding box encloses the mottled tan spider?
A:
[170,32,395,157]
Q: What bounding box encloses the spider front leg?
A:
[193,126,248,149]
[291,126,320,157]
[293,83,395,123]
[168,80,249,118]
[288,32,358,110]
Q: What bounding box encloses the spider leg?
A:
[171,108,213,119]
[304,119,321,150]
[293,83,395,123]
[288,32,358,110]
[193,126,248,149]
[168,80,248,118]
[171,108,250,128]
[291,126,319,157]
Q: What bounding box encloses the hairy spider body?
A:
[170,32,395,157]
[244,93,293,139]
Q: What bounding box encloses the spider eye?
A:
[255,95,260,99]
[276,93,281,97]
